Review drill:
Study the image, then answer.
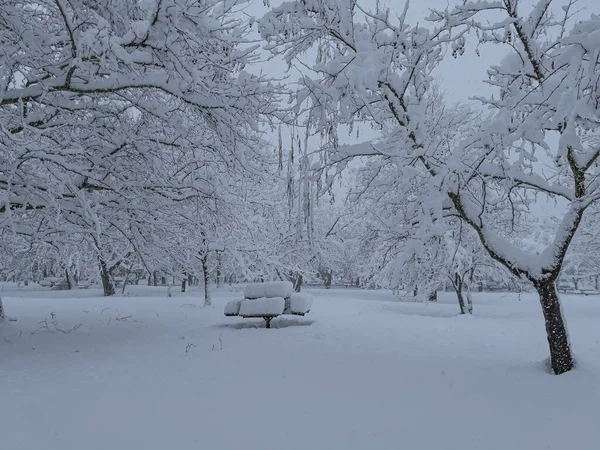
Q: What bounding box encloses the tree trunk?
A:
[99,260,115,296]
[456,291,465,314]
[533,279,574,375]
[595,275,599,291]
[294,274,303,292]
[65,268,71,290]
[181,274,187,293]
[428,290,438,302]
[324,271,332,289]
[216,251,222,287]
[573,277,579,291]
[65,268,77,290]
[453,273,466,314]
[0,295,4,321]
[465,286,473,314]
[122,262,134,294]
[201,252,211,306]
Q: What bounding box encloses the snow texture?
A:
[264,281,294,299]
[244,281,293,299]
[244,283,267,299]
[1,284,600,450]
[239,296,285,317]
[289,292,313,314]
[224,300,242,316]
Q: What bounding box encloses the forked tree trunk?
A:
[533,279,574,375]
[65,268,77,290]
[99,260,115,296]
[428,290,438,302]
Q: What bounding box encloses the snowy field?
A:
[1,283,599,450]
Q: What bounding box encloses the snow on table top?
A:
[244,281,293,299]
[224,300,242,316]
[239,297,285,317]
[290,293,313,314]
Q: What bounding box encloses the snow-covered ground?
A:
[1,283,599,450]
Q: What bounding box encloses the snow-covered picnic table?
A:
[224,281,313,328]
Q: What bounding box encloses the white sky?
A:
[244,0,599,218]
[247,0,598,106]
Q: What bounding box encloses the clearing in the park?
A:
[1,283,599,450]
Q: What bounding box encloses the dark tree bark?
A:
[64,268,77,290]
[428,290,438,302]
[318,267,332,289]
[533,279,574,375]
[294,274,303,292]
[0,295,4,321]
[453,273,466,315]
[181,273,187,293]
[216,251,222,287]
[324,271,332,289]
[200,252,210,306]
[64,268,72,290]
[99,259,115,296]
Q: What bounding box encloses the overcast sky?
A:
[245,0,599,219]
[247,0,598,107]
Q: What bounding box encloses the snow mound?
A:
[244,283,267,299]
[264,281,293,298]
[224,300,242,316]
[244,281,293,299]
[289,293,313,314]
[239,297,285,317]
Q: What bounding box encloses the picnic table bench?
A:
[225,281,313,328]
